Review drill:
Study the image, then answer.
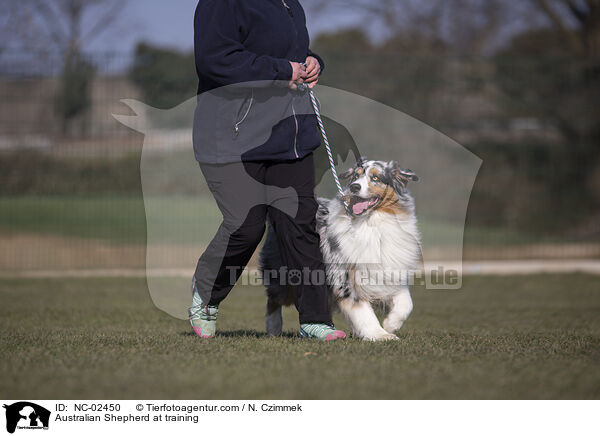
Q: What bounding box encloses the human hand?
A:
[289,61,307,90]
[304,56,320,89]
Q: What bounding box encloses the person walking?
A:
[189,0,346,341]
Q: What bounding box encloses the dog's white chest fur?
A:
[325,203,421,302]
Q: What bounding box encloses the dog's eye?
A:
[371,176,379,183]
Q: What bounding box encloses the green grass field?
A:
[1,274,599,399]
[0,195,561,246]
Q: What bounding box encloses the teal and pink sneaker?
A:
[299,323,347,341]
[189,280,218,338]
[189,305,218,338]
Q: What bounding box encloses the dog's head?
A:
[340,158,419,217]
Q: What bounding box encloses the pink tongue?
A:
[352,201,370,215]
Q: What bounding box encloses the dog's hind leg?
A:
[338,297,398,341]
[382,288,413,334]
[266,298,283,336]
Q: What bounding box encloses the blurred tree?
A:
[312,28,373,53]
[1,0,126,54]
[493,4,600,231]
[503,27,574,55]
[129,43,197,110]
[306,1,599,232]
[503,1,600,146]
[305,0,534,56]
[533,0,600,56]
[55,51,95,135]
[0,0,127,135]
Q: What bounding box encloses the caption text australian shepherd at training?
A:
[260,159,422,341]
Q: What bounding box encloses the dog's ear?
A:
[357,156,367,167]
[399,168,419,183]
[340,167,355,180]
[389,161,419,191]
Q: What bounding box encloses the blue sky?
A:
[87,0,358,54]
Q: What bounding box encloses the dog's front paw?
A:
[377,332,400,341]
[363,331,399,341]
[382,319,403,334]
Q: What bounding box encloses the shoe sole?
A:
[192,326,214,339]
[299,330,347,341]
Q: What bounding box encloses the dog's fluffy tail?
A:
[260,198,331,304]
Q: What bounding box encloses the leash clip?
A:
[296,83,308,92]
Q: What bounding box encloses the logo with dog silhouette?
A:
[3,402,50,434]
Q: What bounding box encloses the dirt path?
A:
[1,260,599,279]
[1,233,599,278]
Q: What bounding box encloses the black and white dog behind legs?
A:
[260,159,421,341]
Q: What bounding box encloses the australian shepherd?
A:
[260,159,421,341]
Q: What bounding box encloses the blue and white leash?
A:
[297,81,351,215]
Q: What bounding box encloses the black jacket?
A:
[193,0,324,163]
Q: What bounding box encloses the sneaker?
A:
[189,280,218,338]
[299,323,347,341]
[189,305,218,338]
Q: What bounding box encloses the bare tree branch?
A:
[82,0,125,45]
[1,0,127,54]
[32,0,69,49]
[564,0,588,23]
[304,0,530,55]
[534,0,583,53]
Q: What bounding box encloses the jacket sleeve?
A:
[307,49,325,75]
[194,0,293,85]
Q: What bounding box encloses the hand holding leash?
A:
[288,61,307,90]
[304,56,320,88]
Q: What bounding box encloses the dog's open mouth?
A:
[351,196,380,215]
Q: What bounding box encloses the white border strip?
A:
[0,400,597,436]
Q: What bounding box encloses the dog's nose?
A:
[350,183,361,194]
